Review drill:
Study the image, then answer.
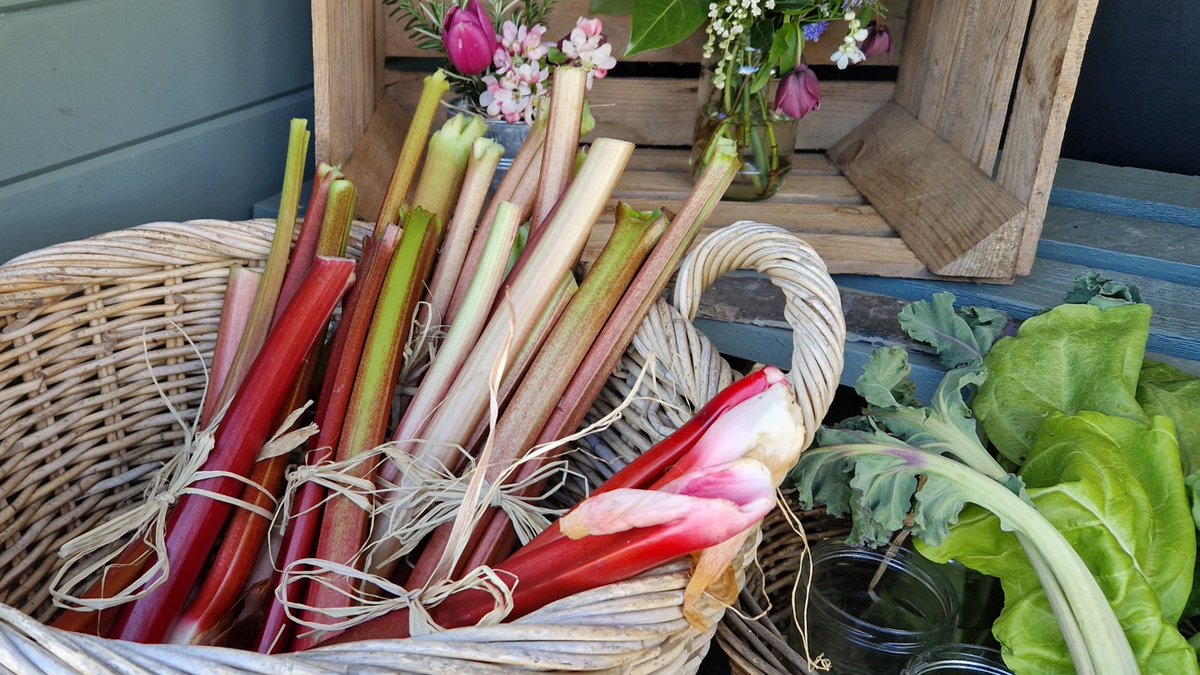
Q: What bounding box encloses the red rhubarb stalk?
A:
[170,183,359,646]
[322,458,777,644]
[254,226,402,654]
[297,210,442,647]
[109,256,354,644]
[272,164,341,325]
[465,366,784,569]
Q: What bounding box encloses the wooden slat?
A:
[313,0,384,166]
[829,102,1025,277]
[385,72,893,150]
[999,0,1100,275]
[893,0,1031,171]
[0,92,315,263]
[1051,160,1200,227]
[382,0,910,65]
[0,0,313,185]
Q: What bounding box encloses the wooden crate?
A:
[313,0,1098,281]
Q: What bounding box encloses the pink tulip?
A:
[862,21,894,59]
[774,65,821,120]
[442,0,497,76]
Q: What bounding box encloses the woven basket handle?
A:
[672,221,846,448]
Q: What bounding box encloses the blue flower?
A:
[803,21,829,42]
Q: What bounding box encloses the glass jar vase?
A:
[903,643,1012,674]
[789,541,960,674]
[690,49,799,201]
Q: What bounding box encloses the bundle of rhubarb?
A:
[42,66,814,656]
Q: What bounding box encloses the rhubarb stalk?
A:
[297,210,443,647]
[383,202,522,468]
[530,68,586,230]
[534,138,739,449]
[367,140,632,579]
[323,458,778,644]
[200,265,261,426]
[217,119,311,411]
[444,121,547,324]
[374,71,451,235]
[426,138,503,326]
[273,163,341,324]
[170,183,358,646]
[254,226,402,654]
[410,114,488,224]
[109,256,354,644]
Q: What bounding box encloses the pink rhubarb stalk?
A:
[530,68,586,230]
[109,256,355,644]
[200,264,261,426]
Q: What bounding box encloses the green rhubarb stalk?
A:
[217,119,311,411]
[367,139,634,577]
[298,209,443,647]
[410,114,488,224]
[367,202,523,580]
[426,138,504,327]
[374,71,451,235]
[531,68,587,230]
[413,204,669,584]
[534,138,739,446]
[384,202,523,469]
[444,119,547,324]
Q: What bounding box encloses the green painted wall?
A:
[0,0,315,262]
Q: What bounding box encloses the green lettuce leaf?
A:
[974,303,1152,465]
[1138,359,1200,476]
[919,412,1197,674]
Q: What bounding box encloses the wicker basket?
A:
[0,219,844,673]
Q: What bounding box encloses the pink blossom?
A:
[561,17,617,88]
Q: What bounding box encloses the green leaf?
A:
[1064,271,1145,308]
[974,303,1152,465]
[855,346,918,409]
[1138,359,1200,476]
[919,412,1198,674]
[626,0,709,56]
[769,21,801,74]
[590,0,633,16]
[898,292,1009,370]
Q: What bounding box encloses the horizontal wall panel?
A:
[0,90,314,262]
[0,0,312,184]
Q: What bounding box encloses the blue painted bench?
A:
[691,160,1200,401]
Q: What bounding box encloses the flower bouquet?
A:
[609,0,891,200]
[386,0,617,125]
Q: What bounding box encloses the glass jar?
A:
[789,541,960,674]
[690,49,799,201]
[903,643,1012,674]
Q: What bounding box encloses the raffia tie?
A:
[47,326,317,613]
[277,558,515,639]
